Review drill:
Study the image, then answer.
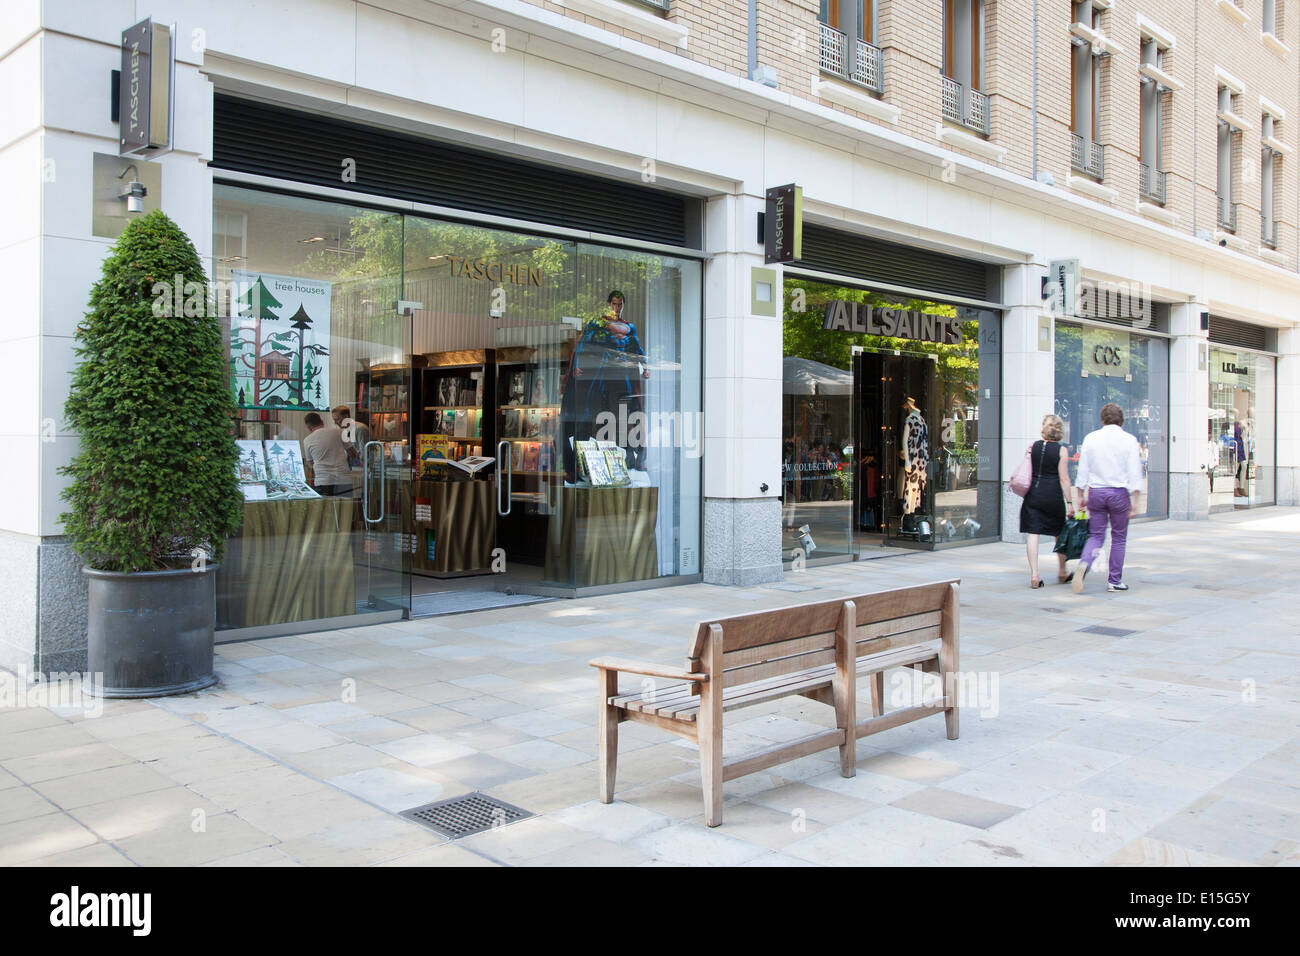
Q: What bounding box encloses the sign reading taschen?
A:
[764,184,803,263]
[119,19,174,155]
[822,300,964,344]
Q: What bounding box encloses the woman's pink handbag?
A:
[1009,443,1035,497]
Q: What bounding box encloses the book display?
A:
[358,363,412,464]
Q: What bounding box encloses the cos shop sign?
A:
[1081,327,1132,379]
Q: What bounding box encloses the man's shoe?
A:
[1107,582,1129,592]
[1072,563,1087,594]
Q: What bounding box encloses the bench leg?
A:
[598,670,618,803]
[699,625,725,826]
[699,730,723,827]
[869,671,885,718]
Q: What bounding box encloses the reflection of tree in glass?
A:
[782,280,981,408]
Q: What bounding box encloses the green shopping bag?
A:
[1053,515,1089,560]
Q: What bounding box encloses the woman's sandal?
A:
[1057,573,1071,584]
[1030,577,1045,589]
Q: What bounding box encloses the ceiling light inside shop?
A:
[299,236,326,243]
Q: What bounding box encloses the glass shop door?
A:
[854,348,938,551]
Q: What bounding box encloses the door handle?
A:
[364,441,383,524]
[497,440,512,516]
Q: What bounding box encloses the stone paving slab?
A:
[1,508,1298,866]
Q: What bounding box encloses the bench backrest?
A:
[689,580,959,689]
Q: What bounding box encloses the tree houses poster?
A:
[230,270,332,410]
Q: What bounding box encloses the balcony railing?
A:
[1217,196,1238,232]
[819,23,883,94]
[1070,132,1105,179]
[852,37,883,92]
[1262,218,1278,248]
[1139,162,1166,204]
[940,76,990,135]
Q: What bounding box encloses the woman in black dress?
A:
[1021,414,1075,588]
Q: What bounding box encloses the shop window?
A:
[1208,348,1276,509]
[213,184,702,635]
[1053,323,1169,519]
[942,0,988,134]
[781,278,1001,562]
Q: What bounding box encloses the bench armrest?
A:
[589,657,708,683]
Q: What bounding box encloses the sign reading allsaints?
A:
[822,300,964,344]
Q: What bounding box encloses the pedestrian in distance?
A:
[1021,413,1074,588]
[1072,403,1144,594]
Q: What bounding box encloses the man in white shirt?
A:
[1072,403,1144,593]
[301,412,353,497]
[332,404,371,468]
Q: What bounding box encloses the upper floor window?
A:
[1070,1,1106,179]
[941,0,988,135]
[1217,86,1242,232]
[818,1,882,93]
[1138,36,1173,204]
[1261,111,1283,247]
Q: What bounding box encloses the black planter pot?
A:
[83,564,219,698]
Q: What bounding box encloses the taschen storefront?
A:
[208,96,705,638]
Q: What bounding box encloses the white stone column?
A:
[1000,262,1054,541]
[1276,327,1300,505]
[1168,301,1211,519]
[701,192,784,585]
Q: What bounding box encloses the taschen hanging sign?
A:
[764,184,803,263]
[822,300,964,344]
[118,18,175,156]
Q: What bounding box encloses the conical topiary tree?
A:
[60,210,244,573]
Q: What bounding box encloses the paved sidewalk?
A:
[2,509,1298,866]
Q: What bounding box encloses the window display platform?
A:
[545,486,659,587]
[217,497,357,628]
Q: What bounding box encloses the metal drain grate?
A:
[1077,624,1137,637]
[400,792,532,839]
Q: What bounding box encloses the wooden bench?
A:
[589,580,960,826]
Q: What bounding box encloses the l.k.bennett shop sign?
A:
[822,301,964,344]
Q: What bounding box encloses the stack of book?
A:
[576,440,631,487]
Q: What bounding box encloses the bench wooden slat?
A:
[721,631,836,669]
[689,580,958,657]
[672,644,940,720]
[610,643,941,721]
[718,612,944,689]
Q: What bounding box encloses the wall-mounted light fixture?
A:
[117,164,147,213]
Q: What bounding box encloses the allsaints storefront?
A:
[210,97,703,638]
[780,226,1003,566]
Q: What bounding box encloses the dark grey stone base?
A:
[702,497,783,586]
[0,535,89,678]
[1169,471,1210,520]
